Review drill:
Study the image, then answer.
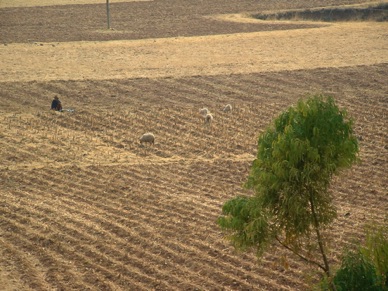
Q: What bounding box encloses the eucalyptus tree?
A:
[218,94,359,285]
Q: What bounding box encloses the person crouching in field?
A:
[51,96,62,111]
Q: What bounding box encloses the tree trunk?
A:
[309,193,337,291]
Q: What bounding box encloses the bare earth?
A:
[0,0,152,8]
[0,0,387,290]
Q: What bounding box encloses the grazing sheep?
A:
[139,132,155,145]
[204,113,213,124]
[223,104,232,113]
[199,107,209,117]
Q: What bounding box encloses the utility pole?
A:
[106,0,110,29]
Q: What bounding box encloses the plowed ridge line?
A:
[41,176,266,288]
[7,171,251,288]
[3,167,304,290]
[55,164,308,287]
[4,191,177,290]
[0,209,98,290]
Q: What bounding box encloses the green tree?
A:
[327,221,388,291]
[218,94,359,284]
[361,221,388,289]
[332,249,381,291]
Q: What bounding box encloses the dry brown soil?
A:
[0,0,387,290]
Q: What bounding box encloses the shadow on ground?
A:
[254,3,388,22]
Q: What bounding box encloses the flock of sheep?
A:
[139,104,233,146]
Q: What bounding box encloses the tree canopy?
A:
[218,94,359,278]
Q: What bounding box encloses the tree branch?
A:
[309,193,331,276]
[309,193,337,291]
[275,236,326,272]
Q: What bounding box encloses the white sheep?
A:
[139,132,155,145]
[223,104,232,113]
[204,113,213,124]
[199,107,209,117]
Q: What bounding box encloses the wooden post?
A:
[106,0,110,29]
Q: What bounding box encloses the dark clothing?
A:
[51,99,62,111]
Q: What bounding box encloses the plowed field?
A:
[1,0,387,290]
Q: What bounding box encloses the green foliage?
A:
[218,196,272,256]
[218,94,359,266]
[245,94,358,243]
[319,221,388,291]
[361,221,388,288]
[332,249,382,291]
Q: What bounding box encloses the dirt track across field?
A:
[0,0,387,290]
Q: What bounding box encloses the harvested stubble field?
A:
[0,0,387,290]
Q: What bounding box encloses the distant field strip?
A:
[0,0,152,8]
[1,22,387,82]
